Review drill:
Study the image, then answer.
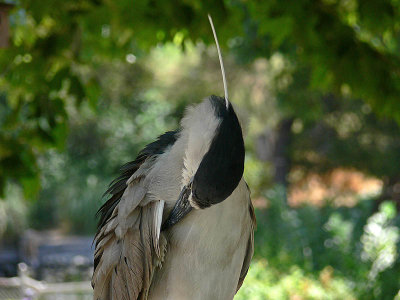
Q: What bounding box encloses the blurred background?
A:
[0,0,400,299]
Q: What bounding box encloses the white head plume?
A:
[208,14,229,109]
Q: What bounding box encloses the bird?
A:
[92,15,255,300]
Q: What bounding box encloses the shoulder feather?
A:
[96,130,179,229]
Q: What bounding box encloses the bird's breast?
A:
[148,179,252,300]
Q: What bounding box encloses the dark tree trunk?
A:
[256,117,294,202]
[376,176,400,211]
[272,118,294,187]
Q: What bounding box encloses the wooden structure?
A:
[0,2,14,48]
[0,263,92,300]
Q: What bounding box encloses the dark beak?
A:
[161,184,193,231]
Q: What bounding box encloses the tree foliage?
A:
[1,0,400,199]
[1,2,400,298]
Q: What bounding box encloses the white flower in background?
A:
[361,202,400,282]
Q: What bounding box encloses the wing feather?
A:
[93,185,165,300]
[93,131,178,300]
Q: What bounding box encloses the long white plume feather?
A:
[208,14,229,109]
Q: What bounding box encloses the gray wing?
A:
[236,184,256,293]
[92,171,167,300]
[92,131,178,300]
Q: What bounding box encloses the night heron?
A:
[92,16,255,300]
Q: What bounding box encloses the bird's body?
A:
[149,179,253,300]
[92,97,255,300]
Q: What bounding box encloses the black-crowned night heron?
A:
[92,16,255,300]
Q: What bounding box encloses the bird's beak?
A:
[161,183,193,231]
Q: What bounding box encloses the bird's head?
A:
[161,15,245,230]
[162,95,245,230]
[189,95,245,208]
